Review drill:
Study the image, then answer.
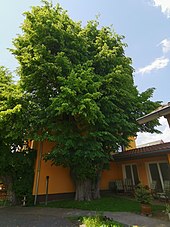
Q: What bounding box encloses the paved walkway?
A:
[0,206,169,227]
[104,211,169,227]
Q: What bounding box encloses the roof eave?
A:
[137,105,170,124]
[114,149,170,161]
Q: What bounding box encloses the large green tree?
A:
[0,67,35,204]
[0,66,22,203]
[11,1,160,201]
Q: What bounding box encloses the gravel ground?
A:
[0,206,170,227]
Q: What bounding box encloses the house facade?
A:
[29,102,170,202]
[113,142,170,192]
[32,140,122,202]
[32,139,170,202]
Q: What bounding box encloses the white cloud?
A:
[136,117,170,146]
[159,39,170,53]
[136,56,169,74]
[151,0,170,18]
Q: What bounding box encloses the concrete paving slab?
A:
[0,206,169,227]
[104,211,170,227]
[0,207,77,227]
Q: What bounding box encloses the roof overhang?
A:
[114,149,170,161]
[113,142,170,161]
[137,103,170,124]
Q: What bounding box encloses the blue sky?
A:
[0,0,170,145]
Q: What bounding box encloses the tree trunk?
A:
[73,175,102,201]
[92,176,100,199]
[2,175,16,205]
[92,170,102,200]
[75,178,92,201]
[74,176,101,201]
[70,167,102,201]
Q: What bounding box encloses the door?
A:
[148,162,170,192]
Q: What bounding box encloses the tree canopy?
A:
[0,67,36,204]
[9,1,161,200]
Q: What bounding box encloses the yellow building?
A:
[32,138,170,203]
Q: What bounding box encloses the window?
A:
[148,162,170,192]
[123,164,139,186]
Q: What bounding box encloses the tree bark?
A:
[2,175,16,205]
[75,178,92,201]
[91,170,102,200]
[71,174,102,201]
[70,166,102,201]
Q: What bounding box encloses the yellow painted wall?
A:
[32,141,75,195]
[99,155,168,190]
[100,162,123,190]
[33,141,123,195]
[33,140,169,196]
[125,136,136,150]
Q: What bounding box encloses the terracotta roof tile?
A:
[114,142,170,160]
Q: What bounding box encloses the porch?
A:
[108,142,170,201]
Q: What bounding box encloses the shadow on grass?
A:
[39,195,165,214]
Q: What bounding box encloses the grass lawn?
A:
[40,195,165,214]
[0,200,4,206]
[0,200,6,206]
[0,200,10,206]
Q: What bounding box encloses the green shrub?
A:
[12,150,36,205]
[82,215,124,227]
[134,184,152,205]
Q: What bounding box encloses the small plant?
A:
[164,204,170,214]
[163,204,170,221]
[134,184,152,205]
[81,215,124,227]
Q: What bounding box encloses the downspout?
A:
[34,141,43,205]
